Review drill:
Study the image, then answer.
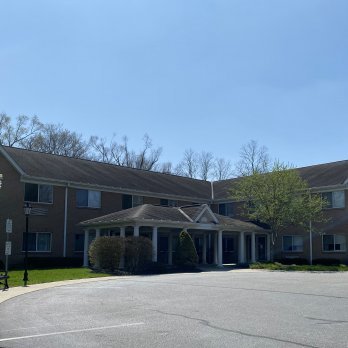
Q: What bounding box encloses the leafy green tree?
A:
[230,162,327,256]
[174,230,198,268]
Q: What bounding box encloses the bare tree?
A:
[90,133,162,170]
[25,123,90,158]
[198,151,214,180]
[175,149,199,178]
[153,161,173,174]
[133,134,162,170]
[0,113,42,147]
[214,158,232,180]
[234,140,270,177]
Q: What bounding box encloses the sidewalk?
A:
[0,276,118,304]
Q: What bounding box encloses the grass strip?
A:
[250,262,348,272]
[6,268,112,288]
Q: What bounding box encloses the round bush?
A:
[125,236,153,274]
[174,230,198,268]
[89,236,124,271]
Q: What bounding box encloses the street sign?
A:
[5,241,11,256]
[6,219,12,233]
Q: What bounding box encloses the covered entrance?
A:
[80,204,270,267]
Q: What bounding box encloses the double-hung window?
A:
[122,195,143,209]
[132,195,143,207]
[282,235,304,252]
[322,234,346,252]
[160,199,178,207]
[76,189,101,208]
[322,191,345,209]
[24,183,53,203]
[218,203,234,217]
[23,232,51,252]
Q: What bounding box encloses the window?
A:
[160,199,178,207]
[23,232,51,252]
[122,195,133,209]
[74,234,85,252]
[24,183,53,203]
[322,191,345,209]
[323,234,346,252]
[283,236,303,252]
[133,195,143,207]
[218,203,234,217]
[76,189,101,208]
[122,195,143,209]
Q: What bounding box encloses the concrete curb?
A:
[0,276,121,304]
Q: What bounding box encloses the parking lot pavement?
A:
[0,270,347,347]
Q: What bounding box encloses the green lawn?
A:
[6,268,113,288]
[250,262,348,272]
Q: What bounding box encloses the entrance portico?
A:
[80,204,269,267]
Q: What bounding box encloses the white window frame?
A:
[76,189,101,209]
[23,232,52,252]
[24,183,53,204]
[219,202,234,217]
[282,235,304,252]
[322,234,346,252]
[321,190,345,209]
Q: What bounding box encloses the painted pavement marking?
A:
[0,322,145,342]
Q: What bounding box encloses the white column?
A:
[152,226,158,262]
[214,232,218,265]
[267,233,271,261]
[83,229,89,267]
[119,227,126,269]
[95,228,101,268]
[251,232,256,263]
[168,233,173,265]
[218,230,223,267]
[134,225,139,237]
[239,231,245,264]
[202,234,207,264]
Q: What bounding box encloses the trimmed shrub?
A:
[312,258,341,266]
[174,230,198,268]
[124,236,153,274]
[89,236,124,271]
[274,258,308,265]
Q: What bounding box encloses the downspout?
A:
[63,185,68,257]
[309,190,313,265]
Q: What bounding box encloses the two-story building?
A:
[0,145,347,267]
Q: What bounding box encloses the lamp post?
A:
[23,203,32,286]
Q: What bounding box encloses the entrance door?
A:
[223,237,235,264]
[194,237,202,263]
[158,236,168,264]
[257,236,266,261]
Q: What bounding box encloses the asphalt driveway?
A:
[0,270,347,347]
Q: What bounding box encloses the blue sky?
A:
[1,1,347,167]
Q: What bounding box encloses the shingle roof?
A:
[2,146,211,201]
[80,204,265,232]
[3,146,348,203]
[213,161,348,201]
